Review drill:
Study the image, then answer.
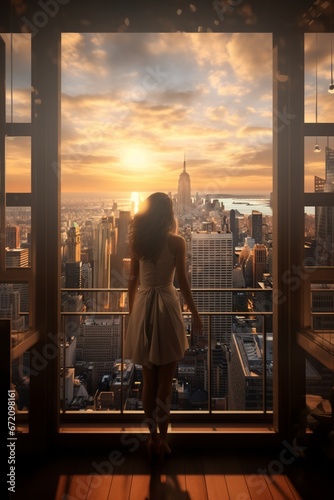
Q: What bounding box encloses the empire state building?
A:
[177,156,191,215]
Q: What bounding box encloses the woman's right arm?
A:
[128,258,139,315]
[174,235,203,333]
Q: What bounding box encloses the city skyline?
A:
[3,32,334,194]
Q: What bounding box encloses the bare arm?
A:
[174,235,203,332]
[128,258,139,314]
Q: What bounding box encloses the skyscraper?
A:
[93,217,113,289]
[67,223,81,263]
[5,248,29,268]
[6,225,20,249]
[253,244,267,287]
[116,211,131,260]
[93,217,114,310]
[314,147,334,266]
[177,156,191,216]
[249,210,263,244]
[191,232,233,398]
[0,284,25,331]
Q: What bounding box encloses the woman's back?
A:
[139,238,175,287]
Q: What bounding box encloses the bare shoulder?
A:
[167,233,185,254]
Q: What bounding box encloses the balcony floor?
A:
[16,443,334,499]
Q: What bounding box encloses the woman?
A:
[124,192,203,461]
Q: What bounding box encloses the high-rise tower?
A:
[314,147,334,266]
[6,225,20,249]
[67,223,81,263]
[177,154,191,216]
[191,232,233,398]
[249,210,263,244]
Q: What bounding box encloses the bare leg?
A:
[142,365,159,440]
[156,361,177,444]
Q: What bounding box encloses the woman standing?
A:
[124,192,203,461]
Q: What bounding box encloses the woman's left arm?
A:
[128,258,139,314]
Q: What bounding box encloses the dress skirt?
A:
[124,284,189,368]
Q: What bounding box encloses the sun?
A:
[121,147,150,171]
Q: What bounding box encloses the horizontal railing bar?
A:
[61,311,273,316]
[61,287,273,292]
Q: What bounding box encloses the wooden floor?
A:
[15,444,333,500]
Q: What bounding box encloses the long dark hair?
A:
[128,192,176,261]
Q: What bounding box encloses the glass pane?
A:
[1,282,29,332]
[304,205,334,267]
[305,137,334,193]
[303,353,334,446]
[311,284,334,332]
[305,33,332,123]
[1,284,30,418]
[6,136,31,193]
[5,206,31,267]
[2,33,31,123]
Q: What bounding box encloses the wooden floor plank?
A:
[202,453,230,500]
[264,474,298,500]
[66,474,93,500]
[163,452,188,499]
[129,453,152,500]
[184,453,209,500]
[54,474,73,500]
[222,453,252,499]
[108,452,136,500]
[238,452,274,500]
[87,475,113,500]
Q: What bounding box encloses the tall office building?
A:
[93,217,114,311]
[228,332,273,411]
[67,223,81,263]
[65,261,82,289]
[0,284,25,331]
[314,147,334,266]
[82,262,93,288]
[93,217,113,289]
[5,248,29,268]
[177,156,191,216]
[191,232,233,398]
[6,225,20,248]
[253,244,267,287]
[229,209,238,264]
[76,317,122,390]
[250,210,263,244]
[116,211,131,260]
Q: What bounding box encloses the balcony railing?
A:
[60,288,273,417]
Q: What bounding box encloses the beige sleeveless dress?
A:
[124,241,189,368]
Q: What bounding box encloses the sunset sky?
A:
[3,31,334,194]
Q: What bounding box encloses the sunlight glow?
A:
[131,191,140,214]
[122,147,150,172]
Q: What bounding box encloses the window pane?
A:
[1,284,30,418]
[304,205,334,267]
[5,206,31,267]
[305,137,334,192]
[6,136,31,193]
[2,33,31,123]
[305,33,332,123]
